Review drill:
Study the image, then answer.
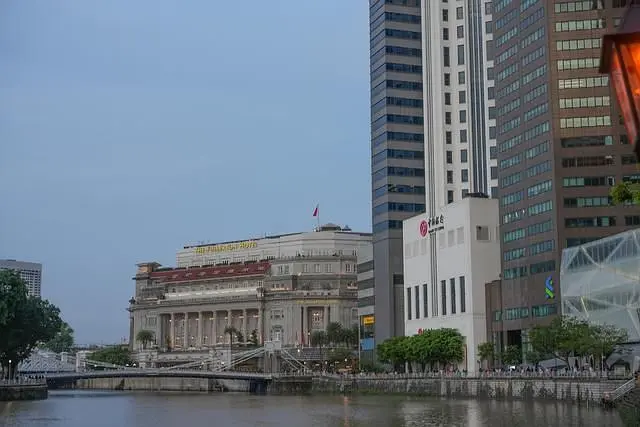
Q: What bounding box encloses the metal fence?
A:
[315,371,632,381]
[0,378,47,387]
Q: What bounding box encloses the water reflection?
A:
[0,391,623,427]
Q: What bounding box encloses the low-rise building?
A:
[402,196,501,373]
[129,225,369,353]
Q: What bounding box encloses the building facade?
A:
[491,0,639,348]
[129,226,369,351]
[0,259,42,297]
[370,0,424,343]
[356,246,375,357]
[421,0,498,204]
[403,196,501,374]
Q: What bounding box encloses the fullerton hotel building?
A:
[128,224,371,351]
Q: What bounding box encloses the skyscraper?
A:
[489,0,638,349]
[421,0,498,206]
[0,259,42,297]
[370,0,424,342]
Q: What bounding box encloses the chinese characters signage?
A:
[419,214,445,237]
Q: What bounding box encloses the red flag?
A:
[312,204,319,217]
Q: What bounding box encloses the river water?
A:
[0,391,624,427]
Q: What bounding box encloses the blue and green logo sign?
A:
[545,275,555,299]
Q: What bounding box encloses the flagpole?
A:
[317,204,320,230]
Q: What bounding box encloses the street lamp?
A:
[600,4,640,157]
[8,359,12,381]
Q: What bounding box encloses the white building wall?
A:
[176,227,372,268]
[421,0,497,203]
[402,197,500,373]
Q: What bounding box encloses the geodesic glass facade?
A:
[561,228,640,342]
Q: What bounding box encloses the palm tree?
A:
[326,322,343,346]
[224,326,237,347]
[311,330,328,347]
[136,330,155,350]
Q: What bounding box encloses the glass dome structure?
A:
[561,228,640,342]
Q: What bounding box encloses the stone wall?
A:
[312,376,627,404]
[0,384,48,401]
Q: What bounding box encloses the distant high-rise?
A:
[489,0,638,350]
[0,259,42,297]
[369,0,424,342]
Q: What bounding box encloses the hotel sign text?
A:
[194,241,258,255]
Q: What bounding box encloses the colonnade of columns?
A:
[161,308,262,349]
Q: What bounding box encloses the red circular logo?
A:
[419,220,429,237]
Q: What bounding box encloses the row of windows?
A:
[371,28,421,49]
[373,184,425,199]
[493,304,557,321]
[561,135,613,148]
[522,64,547,86]
[372,202,425,216]
[498,121,549,154]
[558,76,609,90]
[557,57,600,71]
[563,176,614,187]
[372,149,424,165]
[503,260,556,280]
[503,203,554,241]
[556,38,602,52]
[372,166,425,182]
[554,0,601,13]
[370,12,420,33]
[561,156,615,168]
[565,216,616,228]
[371,46,422,65]
[555,19,604,33]
[559,115,612,129]
[521,27,544,50]
[371,79,423,98]
[371,96,423,114]
[523,102,548,121]
[372,114,424,132]
[372,220,403,233]
[504,239,554,262]
[372,131,424,147]
[559,96,610,109]
[522,46,545,67]
[564,196,611,208]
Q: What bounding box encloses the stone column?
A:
[227,310,232,344]
[183,312,188,348]
[302,306,308,346]
[323,306,329,330]
[212,311,217,345]
[170,313,175,348]
[242,309,247,342]
[198,312,203,347]
[257,308,263,344]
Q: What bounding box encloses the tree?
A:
[310,330,327,347]
[249,329,259,346]
[89,346,134,367]
[43,321,75,353]
[224,326,237,346]
[477,342,495,368]
[326,322,343,346]
[529,315,628,365]
[235,330,244,344]
[377,335,409,371]
[611,181,640,205]
[0,270,64,376]
[135,330,155,350]
[502,345,522,366]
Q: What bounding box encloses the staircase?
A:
[602,378,640,427]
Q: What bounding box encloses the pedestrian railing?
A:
[0,378,47,386]
[313,371,631,381]
[607,378,637,402]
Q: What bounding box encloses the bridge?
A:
[17,341,311,392]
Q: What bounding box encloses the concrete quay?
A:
[0,380,48,401]
[312,374,628,404]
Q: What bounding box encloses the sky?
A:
[0,0,371,345]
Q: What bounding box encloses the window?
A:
[422,283,429,318]
[460,129,468,143]
[460,149,468,163]
[406,288,412,320]
[444,47,450,67]
[459,71,465,84]
[476,226,490,241]
[441,280,447,315]
[457,25,464,38]
[450,278,457,314]
[460,110,467,123]
[459,276,466,313]
[415,285,420,319]
[442,9,449,21]
[446,151,453,164]
[447,190,454,204]
[456,6,463,19]
[445,92,451,105]
[447,170,454,183]
[457,45,465,65]
[461,169,469,182]
[459,91,466,104]
[443,28,449,40]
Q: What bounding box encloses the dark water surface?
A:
[0,390,624,427]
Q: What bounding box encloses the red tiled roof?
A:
[150,262,270,284]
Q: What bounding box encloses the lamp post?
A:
[599,3,640,157]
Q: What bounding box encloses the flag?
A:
[312,204,319,217]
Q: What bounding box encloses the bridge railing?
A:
[216,347,265,372]
[0,378,47,386]
[280,348,308,372]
